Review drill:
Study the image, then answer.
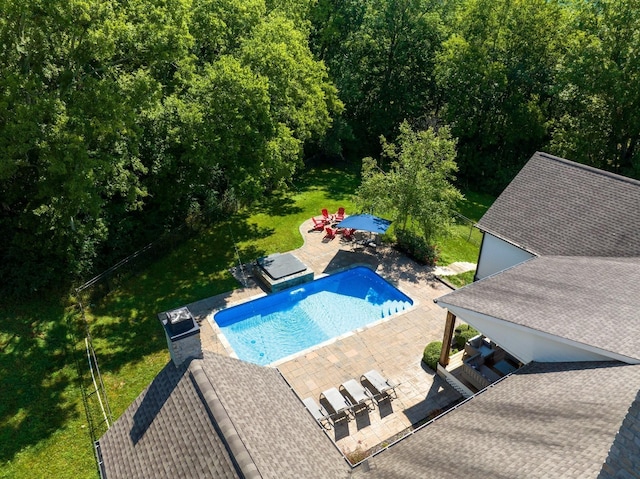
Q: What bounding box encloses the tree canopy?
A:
[0,0,340,296]
[4,0,640,296]
[357,121,462,246]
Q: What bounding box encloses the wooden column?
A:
[438,311,457,368]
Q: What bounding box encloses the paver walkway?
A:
[189,218,465,459]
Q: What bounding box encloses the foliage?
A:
[436,0,567,194]
[311,0,446,151]
[454,323,479,349]
[550,0,640,178]
[356,121,463,247]
[394,228,439,266]
[422,341,442,371]
[0,0,341,297]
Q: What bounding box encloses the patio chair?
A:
[360,369,398,402]
[342,228,356,241]
[339,379,375,414]
[334,207,345,222]
[324,226,336,240]
[302,397,333,430]
[321,208,332,222]
[311,217,326,231]
[320,387,353,424]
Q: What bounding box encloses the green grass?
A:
[445,270,476,289]
[435,190,494,266]
[457,190,496,221]
[0,164,491,479]
[0,300,97,479]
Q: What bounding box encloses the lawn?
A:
[436,190,494,266]
[0,163,493,479]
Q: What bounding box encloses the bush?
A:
[454,323,480,350]
[395,228,439,266]
[422,341,442,371]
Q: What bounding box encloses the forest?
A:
[2,0,639,296]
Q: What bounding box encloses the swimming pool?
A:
[213,266,413,366]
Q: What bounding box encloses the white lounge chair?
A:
[361,369,398,402]
[339,379,375,413]
[302,397,332,429]
[319,387,353,424]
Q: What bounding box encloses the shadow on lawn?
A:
[0,301,78,463]
[255,191,303,218]
[294,166,360,202]
[88,216,272,376]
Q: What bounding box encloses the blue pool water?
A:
[214,266,413,366]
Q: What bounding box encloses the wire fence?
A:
[65,298,113,477]
[451,212,482,246]
[70,224,197,476]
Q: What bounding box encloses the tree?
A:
[311,0,445,153]
[551,0,640,177]
[356,121,462,247]
[436,0,566,193]
[0,0,159,294]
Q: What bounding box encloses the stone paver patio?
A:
[188,218,463,459]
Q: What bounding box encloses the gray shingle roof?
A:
[598,390,640,478]
[196,353,350,479]
[476,152,640,256]
[98,361,239,479]
[352,362,640,479]
[98,352,350,479]
[436,255,640,361]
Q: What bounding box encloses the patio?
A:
[188,218,463,459]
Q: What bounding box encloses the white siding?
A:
[440,305,639,365]
[476,233,534,280]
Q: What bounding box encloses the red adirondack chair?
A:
[321,208,332,223]
[311,217,326,231]
[342,228,356,241]
[324,226,336,240]
[334,207,345,222]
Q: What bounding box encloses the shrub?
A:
[422,341,442,371]
[395,228,439,266]
[454,323,480,350]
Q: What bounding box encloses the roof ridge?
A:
[189,361,262,479]
[535,151,640,187]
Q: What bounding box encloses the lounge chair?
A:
[311,217,326,231]
[321,208,332,222]
[302,397,332,429]
[319,387,353,424]
[339,379,375,414]
[324,226,336,240]
[361,369,398,402]
[334,207,345,222]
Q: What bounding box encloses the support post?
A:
[439,311,457,368]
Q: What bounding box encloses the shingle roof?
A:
[598,390,640,478]
[98,361,239,479]
[196,353,350,479]
[352,362,640,479]
[435,255,640,361]
[98,352,350,479]
[476,152,640,256]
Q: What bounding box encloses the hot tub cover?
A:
[257,253,307,280]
